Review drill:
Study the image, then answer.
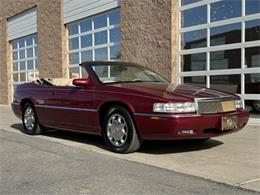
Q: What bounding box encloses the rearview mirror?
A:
[73,78,90,87]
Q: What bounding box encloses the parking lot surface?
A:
[0,105,259,192]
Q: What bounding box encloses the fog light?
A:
[178,130,195,135]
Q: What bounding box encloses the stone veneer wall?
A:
[0,0,67,104]
[121,0,178,83]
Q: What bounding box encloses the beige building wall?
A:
[121,0,178,82]
[0,0,178,105]
[0,0,67,105]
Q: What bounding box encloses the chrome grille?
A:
[196,98,236,114]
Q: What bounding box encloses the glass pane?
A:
[19,50,25,59]
[94,66,109,78]
[12,51,18,61]
[210,23,241,46]
[94,15,107,29]
[69,37,79,50]
[68,23,78,35]
[81,50,93,62]
[13,62,18,71]
[110,27,121,42]
[18,39,25,48]
[27,72,35,81]
[27,60,34,69]
[210,75,240,93]
[245,19,260,42]
[245,47,260,68]
[109,10,120,25]
[80,19,92,33]
[12,41,18,49]
[181,0,202,6]
[69,67,80,79]
[181,53,206,71]
[34,35,38,44]
[94,31,108,45]
[95,48,108,60]
[246,0,260,15]
[110,45,121,60]
[27,48,33,58]
[13,73,18,82]
[81,67,89,78]
[182,6,207,27]
[183,76,206,88]
[20,61,25,70]
[35,47,38,57]
[211,0,241,22]
[69,52,79,65]
[20,73,26,82]
[245,100,260,114]
[182,29,207,49]
[25,37,33,46]
[210,49,241,70]
[245,73,260,94]
[81,34,92,48]
[35,59,39,69]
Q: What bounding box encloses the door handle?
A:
[48,92,55,96]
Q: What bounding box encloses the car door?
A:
[41,85,99,133]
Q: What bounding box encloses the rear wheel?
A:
[22,103,43,135]
[103,106,142,153]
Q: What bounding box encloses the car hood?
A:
[110,82,235,101]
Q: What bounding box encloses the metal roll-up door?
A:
[64,0,120,24]
[8,7,37,41]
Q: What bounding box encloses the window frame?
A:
[11,34,39,86]
[67,9,121,79]
[178,0,260,102]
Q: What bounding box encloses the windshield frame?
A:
[89,63,170,84]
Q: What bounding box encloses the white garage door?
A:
[64,0,120,24]
[8,7,37,41]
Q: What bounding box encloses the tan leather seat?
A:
[47,78,74,86]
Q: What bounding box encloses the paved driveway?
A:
[0,105,259,192]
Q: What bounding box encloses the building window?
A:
[67,9,121,78]
[11,34,39,87]
[178,0,260,115]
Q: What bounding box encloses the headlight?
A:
[235,99,243,109]
[153,102,196,113]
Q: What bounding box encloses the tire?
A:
[22,103,43,135]
[252,100,260,113]
[103,106,142,153]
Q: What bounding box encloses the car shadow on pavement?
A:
[11,123,223,154]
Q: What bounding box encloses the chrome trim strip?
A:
[195,96,235,102]
[35,105,97,112]
[11,102,20,106]
[134,113,198,118]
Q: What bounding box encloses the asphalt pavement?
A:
[0,105,260,194]
[0,130,258,195]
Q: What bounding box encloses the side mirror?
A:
[73,78,90,87]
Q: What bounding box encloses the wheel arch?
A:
[20,98,34,109]
[98,101,136,133]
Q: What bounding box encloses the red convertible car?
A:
[12,61,249,153]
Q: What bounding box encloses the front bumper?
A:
[134,110,249,140]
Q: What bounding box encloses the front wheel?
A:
[103,106,142,153]
[22,103,42,135]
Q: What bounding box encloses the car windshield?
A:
[90,63,169,84]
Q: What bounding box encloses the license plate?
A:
[221,116,237,131]
[221,100,235,112]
